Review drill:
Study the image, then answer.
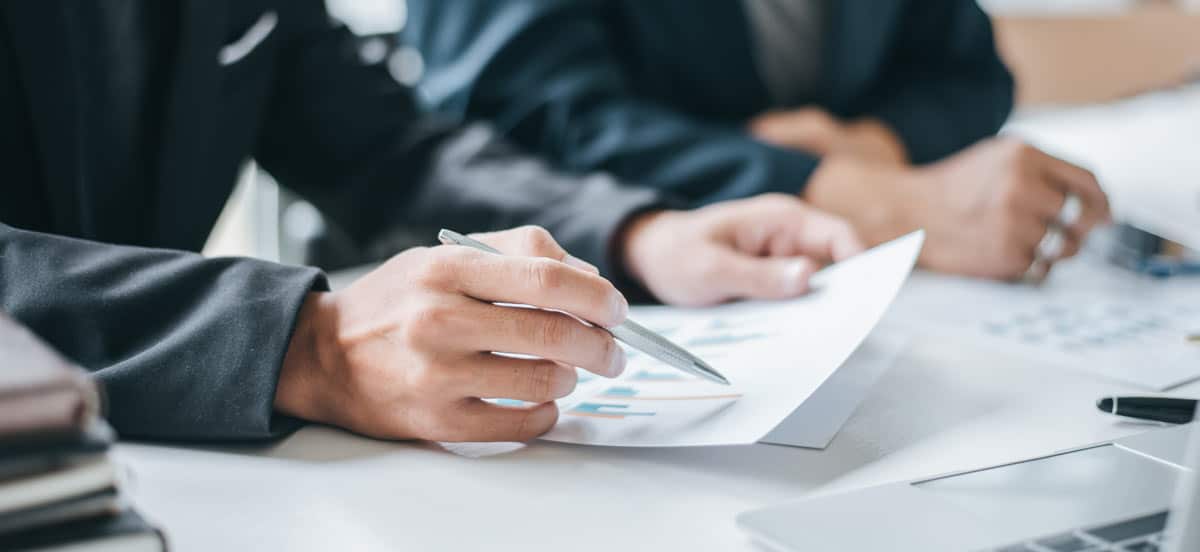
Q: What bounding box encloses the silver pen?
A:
[437,229,730,385]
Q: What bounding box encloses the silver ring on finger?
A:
[1022,227,1065,285]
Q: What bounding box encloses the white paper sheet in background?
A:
[1004,83,1200,251]
[539,232,924,447]
[898,78,1200,391]
[892,246,1200,390]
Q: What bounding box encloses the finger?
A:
[439,400,559,442]
[1014,215,1051,253]
[1057,229,1084,260]
[433,247,628,328]
[793,210,866,262]
[729,195,865,262]
[468,226,600,274]
[1037,154,1112,227]
[454,354,578,403]
[706,248,818,301]
[470,304,625,378]
[1016,178,1067,222]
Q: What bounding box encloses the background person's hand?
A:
[805,137,1111,280]
[275,226,627,442]
[620,194,865,307]
[749,107,908,166]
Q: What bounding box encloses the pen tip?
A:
[694,361,730,386]
[1097,397,1114,412]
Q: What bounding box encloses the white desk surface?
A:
[115,87,1200,551]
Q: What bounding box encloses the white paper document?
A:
[537,232,924,447]
[757,333,908,449]
[892,251,1200,390]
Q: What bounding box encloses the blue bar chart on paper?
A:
[567,403,657,419]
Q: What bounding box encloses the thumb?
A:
[709,250,818,302]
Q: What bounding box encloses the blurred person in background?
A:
[405,0,1111,280]
[0,1,861,444]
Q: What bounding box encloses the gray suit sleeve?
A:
[395,124,672,281]
[0,223,323,441]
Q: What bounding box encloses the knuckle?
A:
[523,361,558,402]
[519,226,560,256]
[527,258,568,291]
[514,412,538,442]
[413,250,462,289]
[388,246,429,268]
[418,301,458,330]
[409,362,449,391]
[536,315,573,350]
[401,301,457,347]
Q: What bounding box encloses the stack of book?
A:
[0,313,166,551]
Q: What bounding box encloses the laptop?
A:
[738,422,1200,551]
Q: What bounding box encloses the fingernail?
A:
[611,292,629,325]
[608,346,626,377]
[782,260,812,295]
[563,254,600,274]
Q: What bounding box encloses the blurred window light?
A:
[326,0,406,35]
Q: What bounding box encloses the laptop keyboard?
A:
[988,511,1168,552]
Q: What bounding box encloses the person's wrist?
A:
[616,210,672,288]
[805,155,912,245]
[894,163,950,234]
[275,291,340,424]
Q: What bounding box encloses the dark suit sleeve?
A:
[861,1,1014,164]
[253,0,669,278]
[0,223,322,441]
[403,0,818,205]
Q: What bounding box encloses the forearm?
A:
[0,223,323,441]
[868,79,1011,164]
[407,0,819,204]
[863,0,1014,163]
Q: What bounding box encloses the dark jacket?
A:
[0,0,663,441]
[404,0,1015,204]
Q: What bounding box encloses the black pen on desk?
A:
[1096,396,1197,425]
